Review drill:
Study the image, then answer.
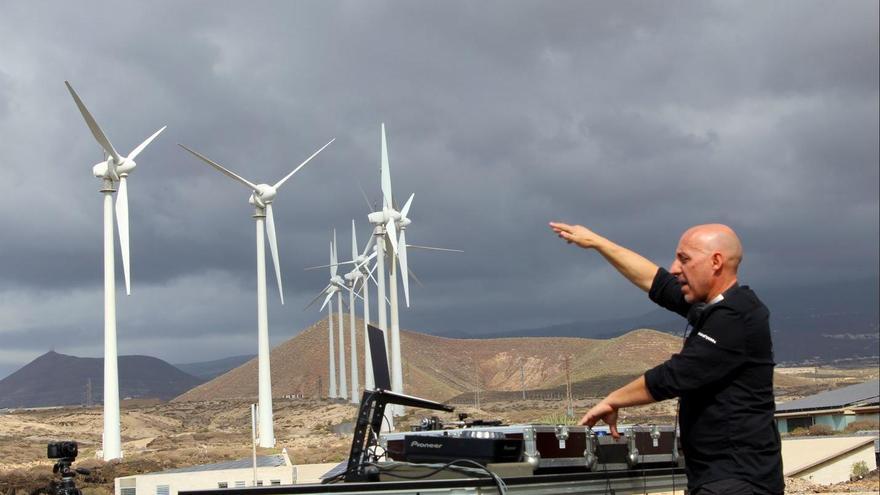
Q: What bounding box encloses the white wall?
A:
[115,466,293,495]
[795,443,877,486]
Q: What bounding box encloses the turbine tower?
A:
[345,222,360,402]
[321,241,339,398]
[179,138,334,447]
[65,81,165,461]
[331,231,347,400]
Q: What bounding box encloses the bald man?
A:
[549,222,783,495]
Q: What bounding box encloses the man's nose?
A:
[669,259,681,275]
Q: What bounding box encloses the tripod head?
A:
[48,442,90,495]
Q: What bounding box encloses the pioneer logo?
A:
[410,440,443,449]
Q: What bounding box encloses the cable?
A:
[366,459,508,494]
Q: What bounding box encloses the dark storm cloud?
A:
[0,0,877,376]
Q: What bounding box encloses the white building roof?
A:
[150,454,288,475]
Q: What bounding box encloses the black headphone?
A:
[686,283,739,328]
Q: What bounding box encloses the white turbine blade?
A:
[351,219,358,261]
[331,230,339,277]
[343,283,365,302]
[380,123,393,209]
[328,240,336,277]
[304,284,331,311]
[385,220,399,256]
[359,233,375,259]
[304,260,355,271]
[354,251,377,273]
[272,138,335,190]
[367,261,381,288]
[353,277,366,295]
[265,205,284,305]
[408,265,425,289]
[115,176,131,296]
[358,181,375,213]
[319,291,335,312]
[398,229,410,308]
[127,126,167,160]
[178,144,260,191]
[64,81,122,162]
[406,244,464,253]
[400,193,415,219]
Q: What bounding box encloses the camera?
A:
[48,441,78,459]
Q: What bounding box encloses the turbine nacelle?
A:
[367,207,402,226]
[92,157,136,181]
[367,210,388,225]
[248,184,277,209]
[330,275,346,287]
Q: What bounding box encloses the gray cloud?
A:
[0,0,877,377]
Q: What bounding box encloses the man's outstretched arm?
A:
[549,222,659,292]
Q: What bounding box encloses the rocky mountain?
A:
[0,351,203,408]
[173,318,686,403]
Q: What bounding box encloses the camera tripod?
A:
[52,457,90,495]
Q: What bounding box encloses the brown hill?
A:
[0,351,202,408]
[174,316,684,403]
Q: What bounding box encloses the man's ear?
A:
[712,252,724,271]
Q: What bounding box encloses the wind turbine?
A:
[366,123,461,415]
[305,233,363,400]
[179,138,334,447]
[363,123,416,415]
[65,81,165,461]
[313,219,381,397]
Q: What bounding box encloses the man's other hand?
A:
[549,222,605,250]
[577,401,621,439]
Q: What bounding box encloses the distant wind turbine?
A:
[305,232,362,400]
[179,138,334,447]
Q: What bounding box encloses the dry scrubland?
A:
[2,365,878,493]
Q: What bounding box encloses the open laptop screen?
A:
[367,324,391,391]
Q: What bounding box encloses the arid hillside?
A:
[175,317,687,402]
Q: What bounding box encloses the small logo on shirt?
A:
[697,332,717,344]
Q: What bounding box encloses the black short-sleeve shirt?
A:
[644,268,783,494]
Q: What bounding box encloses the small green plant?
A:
[851,460,869,479]
[537,411,575,425]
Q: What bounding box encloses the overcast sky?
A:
[0,1,877,378]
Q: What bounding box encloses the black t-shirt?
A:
[644,268,784,494]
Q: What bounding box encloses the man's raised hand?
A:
[549,222,605,250]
